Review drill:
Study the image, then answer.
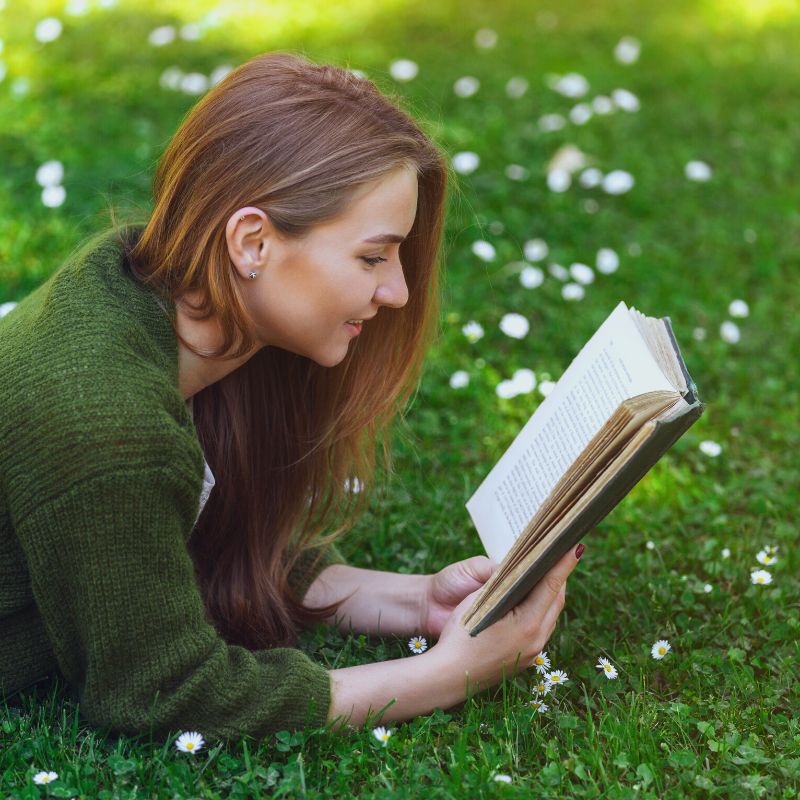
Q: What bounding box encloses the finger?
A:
[535,589,566,651]
[523,544,583,615]
[463,555,499,583]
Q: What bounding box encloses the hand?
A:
[425,544,583,696]
[420,555,499,637]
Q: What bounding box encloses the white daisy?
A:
[452,151,480,175]
[506,76,528,98]
[528,699,549,713]
[505,164,529,181]
[494,773,513,783]
[651,640,671,660]
[612,88,640,112]
[646,540,655,550]
[471,240,496,261]
[33,771,59,784]
[685,160,712,182]
[703,583,713,593]
[496,380,520,399]
[721,547,731,559]
[596,657,618,679]
[41,185,66,208]
[569,262,595,285]
[751,569,772,585]
[592,95,615,115]
[720,320,741,344]
[699,440,722,457]
[614,36,641,65]
[210,64,233,86]
[550,72,590,98]
[462,320,484,342]
[538,113,566,132]
[175,731,205,754]
[562,282,585,301]
[179,23,201,41]
[596,248,619,274]
[408,635,428,654]
[499,313,529,339]
[523,238,548,262]
[373,726,393,746]
[763,545,779,555]
[36,160,64,187]
[474,28,498,49]
[547,168,571,192]
[449,370,469,389]
[148,25,176,46]
[602,170,635,194]
[545,669,569,686]
[531,651,550,674]
[511,369,537,394]
[35,17,63,43]
[569,103,593,125]
[389,59,418,82]
[453,76,480,98]
[520,266,545,288]
[532,679,552,696]
[539,380,556,397]
[728,299,749,318]
[692,327,707,341]
[549,263,569,281]
[579,167,603,188]
[755,550,776,566]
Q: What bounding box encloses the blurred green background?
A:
[2,0,800,797]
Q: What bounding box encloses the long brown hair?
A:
[115,52,448,650]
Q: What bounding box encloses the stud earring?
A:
[248,271,258,279]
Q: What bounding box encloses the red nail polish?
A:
[575,543,585,559]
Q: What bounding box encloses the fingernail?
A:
[575,543,585,560]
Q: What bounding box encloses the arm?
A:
[303,564,429,638]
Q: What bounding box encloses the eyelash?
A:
[361,256,387,267]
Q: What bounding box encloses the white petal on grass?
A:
[548,144,590,174]
[452,151,480,175]
[462,320,484,342]
[148,25,176,46]
[179,23,202,41]
[703,583,713,593]
[685,160,712,182]
[41,185,66,208]
[612,88,641,112]
[539,380,556,397]
[471,240,496,262]
[0,301,18,318]
[505,164,529,181]
[646,540,655,550]
[596,248,619,274]
[506,76,529,98]
[520,266,545,288]
[35,17,63,43]
[592,95,615,114]
[615,36,641,65]
[548,263,569,281]
[523,238,548,262]
[494,774,513,784]
[569,103,593,125]
[721,547,731,559]
[692,327,706,341]
[602,170,635,194]
[496,379,519,399]
[36,160,64,187]
[449,370,469,389]
[550,72,589,98]
[699,440,722,457]
[180,72,209,94]
[547,169,571,192]
[569,262,595,285]
[728,299,749,318]
[389,59,418,82]
[751,569,772,585]
[579,167,603,188]
[474,28,498,49]
[454,76,480,97]
[720,320,741,344]
[538,113,566,132]
[562,282,585,301]
[499,313,529,339]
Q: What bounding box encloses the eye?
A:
[361,255,387,267]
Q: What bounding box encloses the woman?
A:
[0,52,582,742]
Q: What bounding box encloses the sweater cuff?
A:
[287,541,348,602]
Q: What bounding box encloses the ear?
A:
[225,206,274,278]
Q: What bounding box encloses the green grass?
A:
[2,0,800,797]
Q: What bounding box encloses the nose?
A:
[374,259,409,309]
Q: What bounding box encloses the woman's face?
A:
[230,165,418,367]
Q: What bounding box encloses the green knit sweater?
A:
[0,228,347,742]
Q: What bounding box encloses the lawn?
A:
[2,0,799,797]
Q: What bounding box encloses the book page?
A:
[465,301,675,563]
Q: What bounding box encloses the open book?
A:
[462,301,703,637]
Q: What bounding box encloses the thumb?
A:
[462,555,499,583]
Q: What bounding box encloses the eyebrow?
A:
[362,233,407,244]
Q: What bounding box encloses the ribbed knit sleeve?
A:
[288,541,349,601]
[12,466,333,743]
